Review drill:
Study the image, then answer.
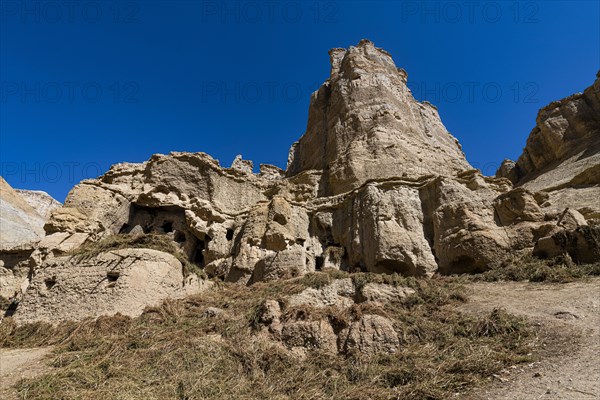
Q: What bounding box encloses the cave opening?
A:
[44,277,57,290]
[107,271,120,283]
[315,256,324,271]
[226,229,234,241]
[174,231,186,243]
[194,240,206,266]
[162,221,173,233]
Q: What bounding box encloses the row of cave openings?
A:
[118,205,356,275]
[119,205,234,269]
[117,204,468,276]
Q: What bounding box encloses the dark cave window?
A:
[44,277,57,290]
[194,240,205,266]
[315,256,324,271]
[226,229,234,241]
[162,221,174,233]
[174,231,186,243]
[107,271,120,282]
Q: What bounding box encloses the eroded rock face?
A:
[0,178,61,299]
[13,248,209,324]
[4,40,599,324]
[258,279,406,354]
[0,177,58,249]
[497,74,600,218]
[287,39,471,196]
[15,189,61,220]
[33,42,600,283]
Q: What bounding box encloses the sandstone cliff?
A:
[3,40,598,323]
[0,178,61,299]
[497,73,600,219]
[0,177,55,250]
[287,40,471,195]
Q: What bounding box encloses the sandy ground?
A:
[0,346,53,399]
[462,279,600,399]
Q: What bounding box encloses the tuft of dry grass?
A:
[71,233,207,279]
[0,271,537,400]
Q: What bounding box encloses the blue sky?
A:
[1,0,598,201]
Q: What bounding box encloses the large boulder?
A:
[337,314,400,354]
[533,226,600,263]
[13,248,209,324]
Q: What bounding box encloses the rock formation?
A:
[257,278,407,354]
[497,72,600,219]
[0,178,61,299]
[13,248,207,324]
[2,40,599,324]
[0,177,59,250]
[286,41,470,195]
[15,188,62,221]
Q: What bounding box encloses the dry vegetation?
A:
[0,271,538,400]
[467,254,600,283]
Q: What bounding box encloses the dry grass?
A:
[71,233,206,279]
[0,271,537,400]
[466,255,600,283]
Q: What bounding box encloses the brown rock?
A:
[287,39,471,196]
[338,314,399,354]
[13,248,210,324]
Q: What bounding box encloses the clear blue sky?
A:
[1,0,598,201]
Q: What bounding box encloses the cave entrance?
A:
[372,259,414,276]
[162,221,173,233]
[315,256,324,271]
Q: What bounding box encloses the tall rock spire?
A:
[286,39,471,195]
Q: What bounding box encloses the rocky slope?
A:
[2,40,599,323]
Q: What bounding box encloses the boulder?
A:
[281,319,338,352]
[13,248,210,324]
[533,226,600,263]
[337,314,399,354]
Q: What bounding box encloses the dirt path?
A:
[0,346,53,399]
[462,279,600,399]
